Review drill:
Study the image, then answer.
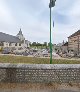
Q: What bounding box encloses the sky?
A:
[0,0,80,44]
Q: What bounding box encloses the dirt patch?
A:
[0,83,80,92]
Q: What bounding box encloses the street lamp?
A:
[49,0,56,64]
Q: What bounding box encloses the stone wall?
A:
[0,64,80,83]
[68,35,80,53]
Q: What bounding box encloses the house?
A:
[62,42,68,54]
[54,43,63,53]
[68,30,80,55]
[0,28,30,50]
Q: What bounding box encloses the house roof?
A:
[62,42,68,46]
[68,30,80,38]
[25,40,31,44]
[0,32,20,43]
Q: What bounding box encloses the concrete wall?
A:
[0,64,80,83]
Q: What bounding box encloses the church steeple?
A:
[16,28,25,42]
[18,28,23,35]
[20,28,21,31]
[20,28,22,33]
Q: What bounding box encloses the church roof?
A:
[0,32,20,43]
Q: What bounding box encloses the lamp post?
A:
[49,0,56,64]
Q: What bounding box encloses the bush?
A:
[0,47,3,52]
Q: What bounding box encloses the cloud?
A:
[0,0,16,32]
[49,0,80,43]
[0,0,80,44]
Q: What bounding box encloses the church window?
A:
[19,43,21,46]
[15,43,17,46]
[0,42,4,46]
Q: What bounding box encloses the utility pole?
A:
[49,0,56,64]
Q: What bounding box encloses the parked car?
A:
[15,52,23,55]
[2,48,11,54]
[13,49,25,55]
[23,52,29,56]
[67,52,74,57]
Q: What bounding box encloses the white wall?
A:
[10,43,16,47]
[3,42,9,47]
[1,42,29,50]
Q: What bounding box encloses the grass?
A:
[0,55,80,64]
[30,46,49,49]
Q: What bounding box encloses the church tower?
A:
[16,28,25,43]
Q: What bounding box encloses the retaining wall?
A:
[0,64,80,83]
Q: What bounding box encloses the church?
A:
[0,28,30,49]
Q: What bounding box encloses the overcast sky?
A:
[0,0,80,44]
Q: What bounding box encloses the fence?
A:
[0,64,80,83]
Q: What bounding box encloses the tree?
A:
[43,42,47,46]
[32,42,37,46]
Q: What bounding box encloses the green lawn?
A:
[0,55,80,64]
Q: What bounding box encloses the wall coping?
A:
[0,63,80,69]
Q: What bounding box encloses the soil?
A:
[0,83,80,92]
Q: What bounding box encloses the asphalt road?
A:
[0,89,79,92]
